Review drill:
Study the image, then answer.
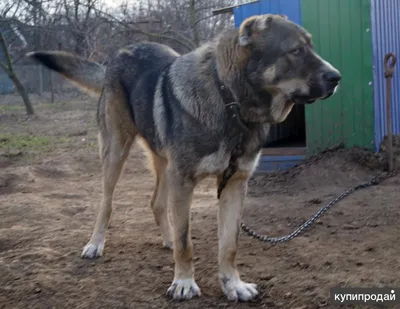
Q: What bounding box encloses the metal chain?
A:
[241,171,397,244]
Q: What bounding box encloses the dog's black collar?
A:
[211,61,250,134]
[212,64,236,105]
[212,60,250,199]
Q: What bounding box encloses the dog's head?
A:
[239,14,341,106]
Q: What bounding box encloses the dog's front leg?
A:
[166,170,201,300]
[218,171,259,302]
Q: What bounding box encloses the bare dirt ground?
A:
[1,96,400,309]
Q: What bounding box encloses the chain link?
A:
[241,171,397,244]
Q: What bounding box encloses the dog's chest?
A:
[194,143,261,177]
[193,123,268,177]
[194,144,231,177]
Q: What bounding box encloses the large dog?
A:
[28,14,341,302]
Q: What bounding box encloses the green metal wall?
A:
[301,0,375,154]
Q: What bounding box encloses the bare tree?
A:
[0,0,237,109]
[0,26,34,114]
[0,0,35,114]
[3,0,235,58]
[106,0,235,54]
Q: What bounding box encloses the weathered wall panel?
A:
[370,0,400,150]
[233,0,302,27]
[302,0,375,153]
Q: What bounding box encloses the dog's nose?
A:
[323,71,342,84]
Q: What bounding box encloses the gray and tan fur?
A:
[27,14,341,302]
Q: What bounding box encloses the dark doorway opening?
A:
[263,104,306,148]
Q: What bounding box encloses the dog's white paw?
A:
[81,242,104,259]
[162,240,173,250]
[166,278,201,300]
[221,276,258,302]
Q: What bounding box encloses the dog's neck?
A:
[214,29,294,125]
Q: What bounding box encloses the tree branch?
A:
[0,58,9,73]
[0,29,13,73]
[189,0,200,47]
[87,6,196,51]
[22,0,49,18]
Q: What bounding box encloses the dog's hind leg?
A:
[166,168,201,300]
[81,87,136,259]
[149,153,173,249]
[217,171,259,302]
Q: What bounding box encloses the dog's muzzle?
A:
[292,70,342,104]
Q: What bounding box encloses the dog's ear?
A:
[238,15,273,47]
[277,14,288,20]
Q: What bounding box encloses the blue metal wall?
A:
[370,0,400,151]
[233,0,302,26]
[257,154,306,172]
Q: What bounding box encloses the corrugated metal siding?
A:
[233,0,303,144]
[302,0,375,154]
[370,0,400,151]
[233,0,302,26]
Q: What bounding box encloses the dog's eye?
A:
[290,47,303,56]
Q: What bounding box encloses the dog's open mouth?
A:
[291,95,317,105]
[291,89,335,105]
[320,91,334,100]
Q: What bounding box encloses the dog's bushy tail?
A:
[27,51,105,97]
